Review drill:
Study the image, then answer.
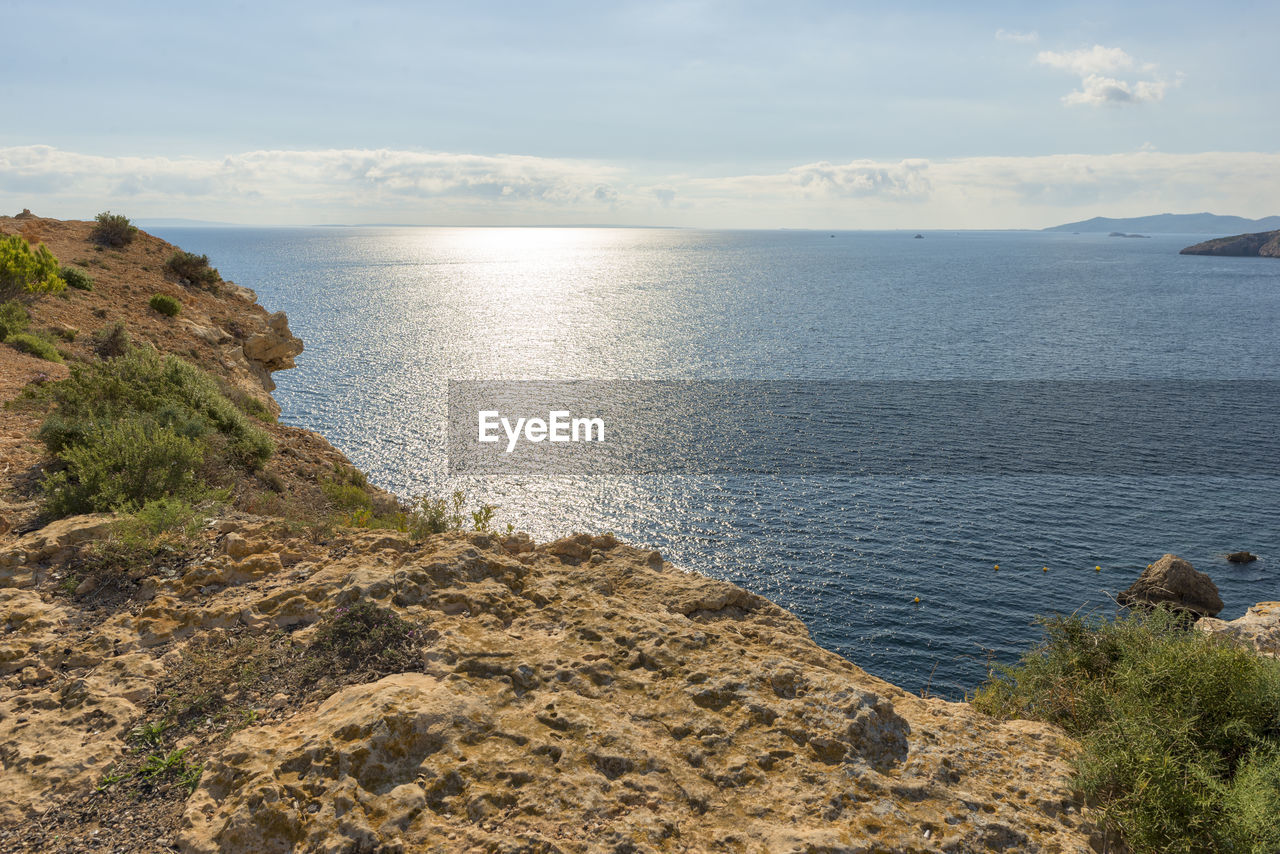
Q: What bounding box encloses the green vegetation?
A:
[0,299,30,340]
[60,265,94,291]
[973,609,1280,853]
[215,379,277,422]
[164,251,220,289]
[0,233,65,300]
[35,346,273,515]
[90,211,136,247]
[411,489,497,538]
[5,331,64,363]
[149,293,181,317]
[64,498,215,597]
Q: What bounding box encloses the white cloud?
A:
[1035,44,1172,107]
[1060,74,1169,106]
[0,146,625,210]
[3,145,1280,229]
[1037,45,1136,76]
[698,159,932,201]
[995,29,1038,44]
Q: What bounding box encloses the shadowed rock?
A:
[1118,553,1224,617]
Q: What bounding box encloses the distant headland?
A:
[1180,229,1280,258]
[1045,212,1280,234]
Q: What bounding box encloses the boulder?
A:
[1226,550,1258,564]
[1118,553,1223,617]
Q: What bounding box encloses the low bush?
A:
[93,322,130,359]
[35,347,274,515]
[410,489,497,538]
[6,332,64,363]
[0,233,65,300]
[149,293,181,317]
[973,608,1280,853]
[310,601,421,674]
[43,418,205,515]
[60,265,94,291]
[91,211,136,247]
[0,299,30,340]
[164,251,220,289]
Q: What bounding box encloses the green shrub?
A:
[35,348,274,515]
[973,609,1280,853]
[408,490,497,538]
[149,293,181,317]
[91,211,136,247]
[0,234,65,301]
[60,266,94,291]
[6,332,64,363]
[43,418,204,515]
[164,251,220,288]
[0,299,30,340]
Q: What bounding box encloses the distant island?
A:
[1180,229,1280,258]
[1108,231,1150,239]
[1045,212,1280,234]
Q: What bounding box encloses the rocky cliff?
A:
[1179,229,1280,257]
[0,216,1105,852]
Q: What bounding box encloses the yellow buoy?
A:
[1042,566,1048,572]
[1095,565,1101,572]
[913,596,920,604]
[994,564,1000,571]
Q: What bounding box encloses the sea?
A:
[152,226,1280,699]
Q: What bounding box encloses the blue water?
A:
[154,227,1280,698]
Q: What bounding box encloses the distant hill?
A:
[1045,213,1280,234]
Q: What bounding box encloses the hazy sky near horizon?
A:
[2,1,1277,228]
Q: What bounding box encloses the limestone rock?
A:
[1118,553,1223,617]
[242,311,303,372]
[1198,602,1280,658]
[162,534,1099,853]
[1226,550,1259,563]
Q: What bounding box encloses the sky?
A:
[1,0,1277,228]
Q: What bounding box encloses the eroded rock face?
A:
[243,311,303,374]
[1198,602,1280,658]
[1117,553,1224,617]
[145,533,1098,853]
[0,518,1102,852]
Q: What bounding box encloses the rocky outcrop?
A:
[1117,554,1224,617]
[1180,230,1280,257]
[1198,602,1280,658]
[0,520,1101,852]
[241,311,303,392]
[1226,550,1259,564]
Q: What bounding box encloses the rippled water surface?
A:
[154,226,1280,697]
